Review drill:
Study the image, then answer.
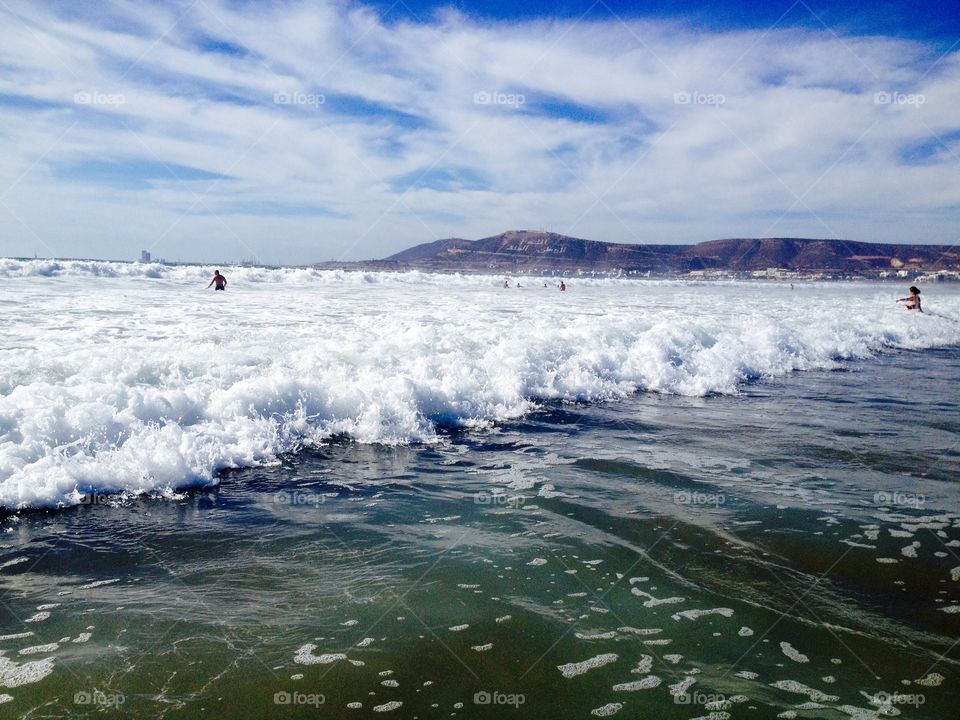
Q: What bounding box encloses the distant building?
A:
[140,250,151,263]
[916,270,960,283]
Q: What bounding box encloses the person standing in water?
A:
[559,281,566,291]
[207,270,227,291]
[897,286,922,312]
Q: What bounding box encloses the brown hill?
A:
[377,231,959,273]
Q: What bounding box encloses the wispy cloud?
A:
[0,0,957,263]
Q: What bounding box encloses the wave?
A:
[0,257,686,287]
[0,258,544,286]
[1,270,958,509]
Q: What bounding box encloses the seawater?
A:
[0,262,957,718]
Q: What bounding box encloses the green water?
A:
[1,349,958,719]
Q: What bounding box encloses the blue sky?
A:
[369,0,960,42]
[0,0,958,264]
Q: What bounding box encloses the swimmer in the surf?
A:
[896,286,921,312]
[207,270,227,291]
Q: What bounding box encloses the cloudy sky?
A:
[0,0,958,264]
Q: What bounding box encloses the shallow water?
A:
[2,263,959,510]
[1,337,958,717]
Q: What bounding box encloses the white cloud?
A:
[0,0,957,263]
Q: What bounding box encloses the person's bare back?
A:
[207,270,227,291]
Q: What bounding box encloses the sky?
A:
[0,0,958,264]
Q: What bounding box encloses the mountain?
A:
[385,230,681,271]
[315,231,960,275]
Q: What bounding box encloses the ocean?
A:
[0,260,957,718]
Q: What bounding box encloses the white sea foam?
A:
[901,542,920,558]
[770,680,838,702]
[672,607,733,621]
[915,672,943,686]
[373,701,402,712]
[780,642,810,663]
[631,588,685,607]
[3,269,959,509]
[558,653,618,678]
[18,644,58,656]
[77,579,120,590]
[618,627,661,636]
[613,675,661,691]
[293,644,346,665]
[576,631,617,640]
[590,702,623,716]
[630,655,653,674]
[669,676,696,698]
[0,653,55,687]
